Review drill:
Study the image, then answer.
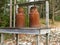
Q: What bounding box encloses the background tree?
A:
[0,0,10,27]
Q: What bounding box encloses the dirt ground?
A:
[50,21,60,28]
[40,19,60,28]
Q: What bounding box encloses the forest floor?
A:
[50,21,60,28]
[40,19,60,28]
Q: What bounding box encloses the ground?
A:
[40,19,60,28]
[50,21,60,28]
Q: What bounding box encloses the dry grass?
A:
[40,19,60,28]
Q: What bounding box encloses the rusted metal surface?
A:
[29,6,40,27]
[16,7,25,27]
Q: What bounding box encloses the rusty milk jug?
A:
[16,7,25,27]
[29,6,40,27]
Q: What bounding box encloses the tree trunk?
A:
[52,0,55,24]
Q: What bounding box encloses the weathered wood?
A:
[0,28,40,34]
[46,1,49,27]
[10,0,12,27]
[0,28,51,34]
[18,1,45,6]
[46,33,49,45]
[16,34,18,45]
[14,1,17,45]
[14,0,16,27]
[1,34,4,45]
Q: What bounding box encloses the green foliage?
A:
[23,7,29,27]
[54,16,60,21]
[0,14,9,27]
[0,0,10,27]
[0,0,6,12]
[17,0,26,3]
[25,15,29,27]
